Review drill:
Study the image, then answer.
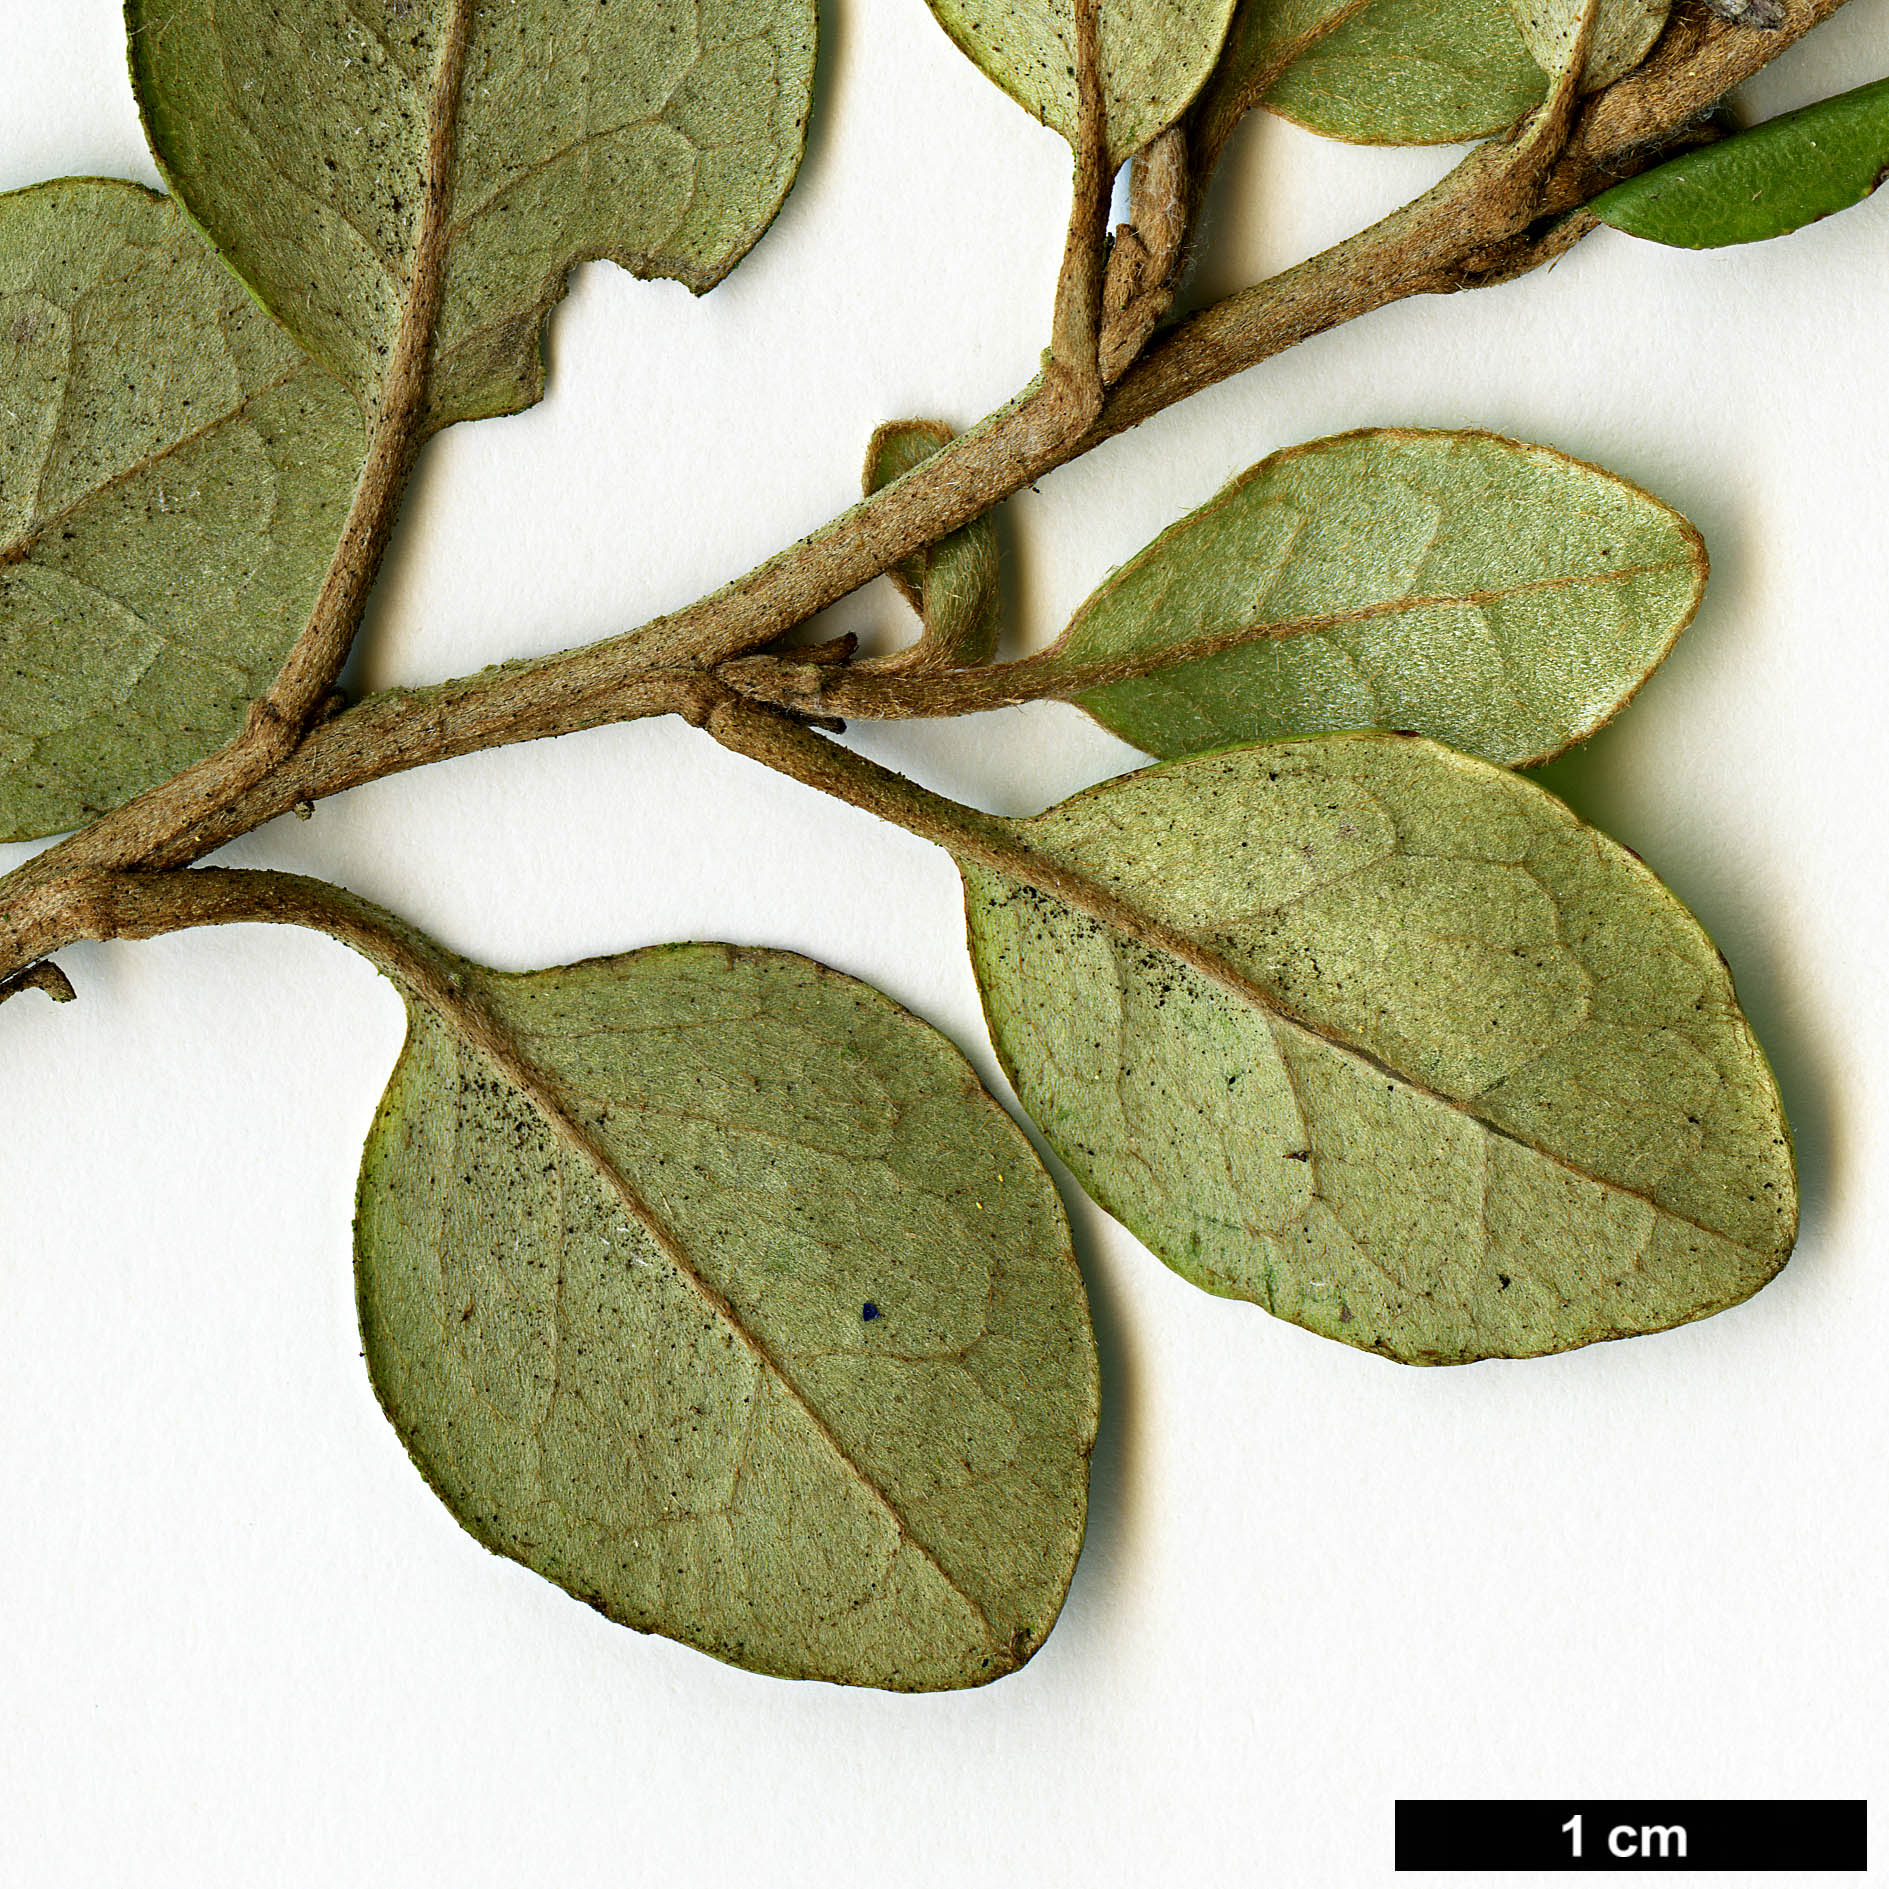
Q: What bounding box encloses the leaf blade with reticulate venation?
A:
[0,179,365,842]
[357,938,1097,1689]
[961,737,1795,1364]
[127,0,818,432]
[1252,0,1547,146]
[1040,429,1705,768]
[922,0,1239,166]
[1591,77,1889,248]
[1506,0,1669,91]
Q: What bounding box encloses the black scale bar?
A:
[1395,1800,1866,1871]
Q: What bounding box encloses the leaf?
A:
[1507,0,1669,91]
[864,422,1002,670]
[922,0,1239,166]
[961,737,1795,1365]
[127,0,818,432]
[0,179,365,843]
[1038,429,1705,769]
[1590,78,1889,249]
[357,938,1098,1689]
[1248,0,1549,146]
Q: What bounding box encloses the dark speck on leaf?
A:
[862,1302,881,1322]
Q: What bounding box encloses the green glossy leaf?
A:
[864,422,1002,670]
[1042,429,1705,769]
[922,0,1239,166]
[1249,0,1547,146]
[127,0,818,432]
[1507,0,1669,90]
[358,939,1097,1689]
[1591,77,1889,249]
[962,737,1795,1364]
[0,179,364,842]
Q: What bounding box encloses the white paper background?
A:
[2,6,1884,1884]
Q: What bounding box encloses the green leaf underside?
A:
[865,421,1002,669]
[1507,0,1669,91]
[1253,0,1547,146]
[0,180,364,842]
[357,943,1097,1690]
[1050,430,1705,769]
[127,0,818,433]
[923,0,1240,166]
[1590,77,1889,249]
[963,737,1794,1365]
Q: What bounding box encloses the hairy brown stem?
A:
[0,0,1117,934]
[701,693,1338,1001]
[0,0,1852,982]
[37,868,586,1126]
[60,866,464,990]
[1049,0,1112,414]
[0,959,76,1006]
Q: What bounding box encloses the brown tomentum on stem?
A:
[1047,0,1113,416]
[0,0,1852,991]
[42,866,718,1235]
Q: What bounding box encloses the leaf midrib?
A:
[420,984,1007,1655]
[1056,553,1695,681]
[976,844,1773,1262]
[0,362,308,574]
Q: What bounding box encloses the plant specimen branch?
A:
[2,0,1876,1691]
[0,0,1850,1008]
[0,0,1836,997]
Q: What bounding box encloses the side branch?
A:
[31,869,563,1114]
[1092,0,1853,441]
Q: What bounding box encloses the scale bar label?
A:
[1395,1799,1866,1871]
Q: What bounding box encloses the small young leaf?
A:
[358,940,1097,1689]
[864,422,1002,670]
[1250,0,1548,147]
[922,0,1239,166]
[1507,0,1669,91]
[1040,429,1705,768]
[127,0,818,431]
[1590,78,1889,249]
[962,737,1794,1364]
[0,180,364,842]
